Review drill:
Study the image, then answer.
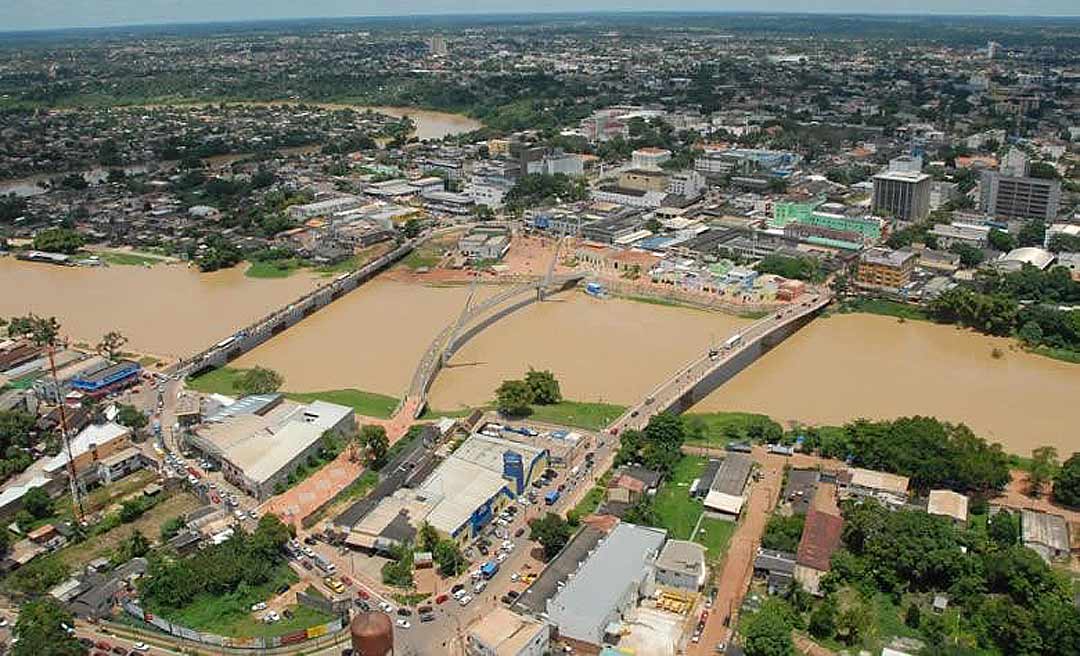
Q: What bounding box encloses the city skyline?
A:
[2,2,1079,32]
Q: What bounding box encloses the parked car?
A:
[435,594,449,604]
[458,594,473,607]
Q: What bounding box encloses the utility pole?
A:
[38,325,84,522]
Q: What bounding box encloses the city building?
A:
[287,196,364,220]
[667,171,706,199]
[872,170,931,222]
[467,607,550,656]
[545,523,667,647]
[1020,509,1070,563]
[927,490,969,524]
[856,247,917,289]
[467,175,515,209]
[654,539,707,591]
[837,467,910,509]
[458,227,511,261]
[189,395,354,499]
[928,224,990,249]
[631,147,672,171]
[702,453,753,518]
[417,433,548,544]
[69,360,141,398]
[980,170,1061,222]
[794,509,844,596]
[995,246,1055,272]
[888,154,923,173]
[619,169,670,193]
[43,422,133,480]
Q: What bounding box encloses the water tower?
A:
[350,612,393,656]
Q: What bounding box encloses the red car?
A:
[340,575,352,586]
[435,594,449,605]
[356,588,369,600]
[95,642,111,651]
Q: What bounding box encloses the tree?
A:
[809,595,838,639]
[359,425,389,466]
[96,330,128,359]
[1027,446,1059,497]
[987,509,1019,547]
[761,514,806,553]
[1017,220,1047,248]
[988,228,1015,252]
[402,218,423,239]
[528,513,573,561]
[495,379,533,417]
[32,227,85,254]
[417,522,440,553]
[434,539,467,577]
[116,404,148,432]
[904,603,922,629]
[1053,453,1080,507]
[119,529,151,560]
[949,243,984,268]
[23,486,52,520]
[236,366,283,395]
[524,368,561,405]
[160,516,186,542]
[743,599,796,656]
[836,599,873,645]
[12,597,85,656]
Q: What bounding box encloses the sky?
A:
[1,1,1078,31]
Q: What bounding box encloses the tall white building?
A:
[631,147,671,171]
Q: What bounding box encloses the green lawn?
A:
[155,563,335,638]
[98,251,161,267]
[841,298,929,321]
[313,254,367,275]
[245,259,303,278]
[401,249,441,270]
[653,456,707,540]
[187,366,246,395]
[682,411,784,446]
[527,400,627,431]
[188,368,399,417]
[695,518,737,561]
[285,389,399,419]
[567,470,613,524]
[1030,345,1080,364]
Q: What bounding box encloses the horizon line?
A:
[3,9,1080,36]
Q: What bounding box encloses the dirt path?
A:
[689,450,783,655]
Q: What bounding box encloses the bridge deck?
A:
[610,292,831,434]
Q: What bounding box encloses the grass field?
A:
[653,456,707,540]
[158,563,334,638]
[285,389,399,419]
[695,518,737,561]
[99,251,161,267]
[682,411,784,446]
[245,259,302,278]
[401,249,442,270]
[841,298,929,321]
[527,400,627,431]
[567,470,613,524]
[187,366,246,395]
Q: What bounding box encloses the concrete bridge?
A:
[180,238,419,378]
[608,292,832,435]
[401,273,585,419]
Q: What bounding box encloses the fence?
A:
[121,600,346,650]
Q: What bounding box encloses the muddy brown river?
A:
[3,257,1076,456]
[0,258,320,357]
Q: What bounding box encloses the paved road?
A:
[609,294,830,436]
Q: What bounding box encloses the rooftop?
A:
[1021,509,1069,551]
[469,607,547,655]
[655,539,706,577]
[846,467,910,495]
[546,523,667,631]
[44,422,131,474]
[873,170,931,183]
[927,490,969,522]
[796,509,844,572]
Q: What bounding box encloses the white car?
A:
[379,601,394,613]
[473,580,486,594]
[263,611,280,623]
[452,588,467,599]
[396,619,411,629]
[458,594,473,606]
[496,552,508,563]
[501,540,513,550]
[251,602,267,611]
[510,573,520,582]
[132,643,150,652]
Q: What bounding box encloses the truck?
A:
[723,334,743,350]
[480,561,499,580]
[544,490,560,506]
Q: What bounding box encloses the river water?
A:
[691,313,1080,456]
[3,253,1076,456]
[0,258,320,357]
